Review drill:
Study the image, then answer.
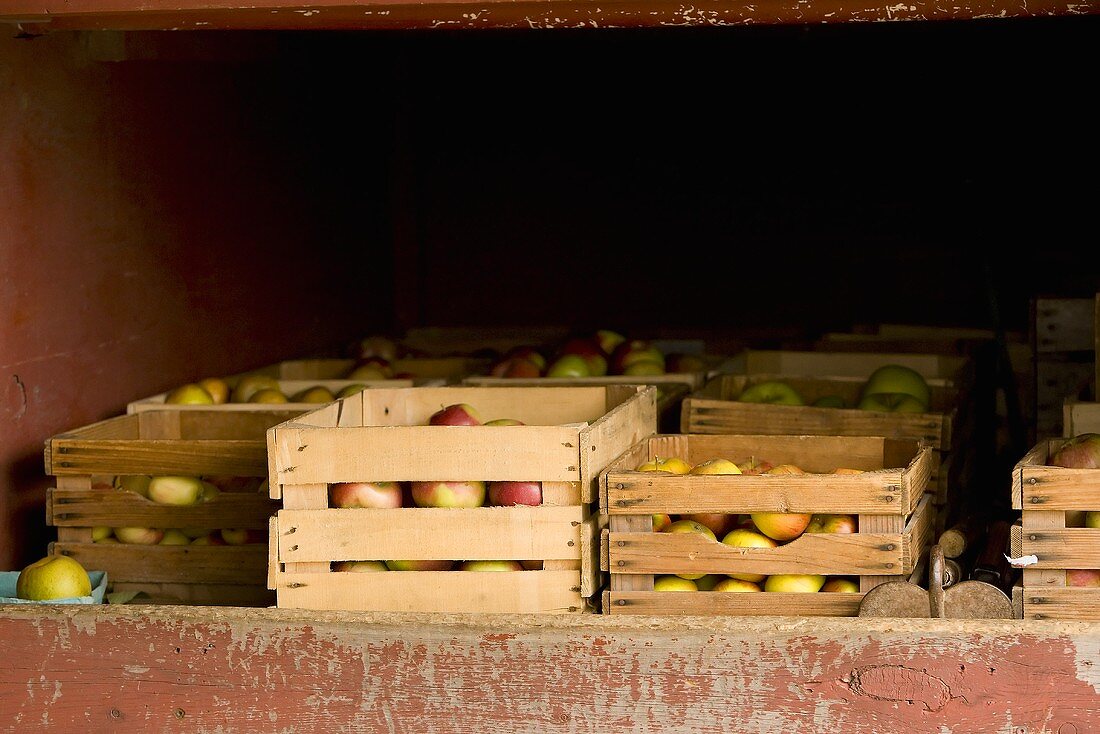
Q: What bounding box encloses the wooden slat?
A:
[607,531,903,576]
[126,379,412,414]
[51,542,269,584]
[608,516,653,592]
[277,506,583,562]
[605,591,864,616]
[1016,440,1100,510]
[137,411,182,438]
[579,385,657,504]
[48,487,277,529]
[540,481,580,506]
[859,509,904,592]
[904,494,936,575]
[1022,510,1067,593]
[579,515,602,598]
[109,581,274,607]
[1012,440,1053,510]
[268,514,279,591]
[731,349,969,383]
[46,439,269,476]
[276,570,584,613]
[1018,527,1100,568]
[464,372,706,391]
[1021,587,1100,621]
[637,433,897,472]
[360,386,613,426]
[175,410,302,438]
[1063,400,1100,436]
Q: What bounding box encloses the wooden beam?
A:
[0,606,1097,732]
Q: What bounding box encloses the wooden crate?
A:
[1064,400,1100,436]
[1031,296,1096,439]
[126,378,414,414]
[600,434,935,616]
[266,384,657,614]
[1011,438,1100,620]
[463,374,699,433]
[44,410,293,606]
[724,349,971,386]
[249,357,488,383]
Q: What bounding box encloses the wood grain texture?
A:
[50,541,270,584]
[1064,400,1100,436]
[1,606,1098,733]
[605,590,864,616]
[1016,439,1100,510]
[1019,527,1100,567]
[1022,587,1100,621]
[47,487,278,529]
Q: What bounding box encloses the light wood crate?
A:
[249,357,488,383]
[127,378,414,414]
[600,434,935,616]
[1011,438,1100,621]
[44,410,293,606]
[1064,400,1100,437]
[266,384,657,614]
[724,348,971,386]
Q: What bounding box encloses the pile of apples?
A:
[165,374,367,406]
[635,455,861,594]
[487,330,707,379]
[92,474,266,547]
[328,402,544,573]
[1047,432,1100,588]
[737,364,933,413]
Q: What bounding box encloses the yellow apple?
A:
[712,578,762,592]
[159,529,192,545]
[230,374,281,403]
[666,519,717,580]
[333,561,389,572]
[764,574,827,592]
[689,458,742,475]
[163,383,214,405]
[821,577,860,593]
[636,456,692,474]
[16,555,93,601]
[720,528,778,583]
[147,475,205,506]
[198,377,230,404]
[652,513,673,532]
[346,364,391,381]
[249,388,289,404]
[765,464,805,475]
[92,526,113,542]
[751,511,812,541]
[290,386,336,403]
[654,575,698,591]
[116,474,152,498]
[115,527,165,545]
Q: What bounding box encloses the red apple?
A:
[1066,569,1100,587]
[557,336,609,376]
[736,458,774,475]
[330,481,404,509]
[385,560,455,571]
[410,480,486,508]
[488,481,542,506]
[821,577,860,593]
[1050,433,1100,469]
[489,356,544,378]
[652,513,673,532]
[804,513,858,534]
[428,403,483,426]
[220,528,266,545]
[751,511,812,542]
[502,346,548,372]
[683,513,736,538]
[608,339,665,375]
[459,560,525,571]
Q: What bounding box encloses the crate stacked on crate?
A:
[681,349,973,536]
[1011,434,1100,620]
[1030,296,1096,441]
[266,384,656,613]
[127,377,416,414]
[599,433,935,616]
[44,410,293,606]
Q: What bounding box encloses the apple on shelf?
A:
[737,380,804,406]
[15,554,93,601]
[410,480,487,508]
[428,403,483,426]
[608,339,665,376]
[858,364,931,413]
[1049,433,1100,469]
[330,481,404,509]
[555,336,609,376]
[487,481,542,506]
[164,383,215,405]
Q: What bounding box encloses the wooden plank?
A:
[905,494,936,575]
[1,605,1099,732]
[464,372,706,391]
[579,385,657,504]
[47,488,278,529]
[46,439,270,476]
[360,386,613,426]
[1018,528,1100,568]
[1021,587,1100,621]
[1016,440,1100,510]
[605,591,864,616]
[608,515,653,592]
[276,570,584,613]
[50,542,269,584]
[859,509,904,593]
[1033,297,1095,353]
[579,515,602,598]
[1022,510,1068,594]
[606,531,903,576]
[1064,400,1100,436]
[280,484,330,575]
[732,349,969,383]
[277,506,584,562]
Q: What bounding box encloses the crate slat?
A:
[603,590,864,616]
[51,542,268,585]
[47,487,277,529]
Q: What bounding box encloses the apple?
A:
[652,513,673,532]
[623,360,666,376]
[333,560,389,572]
[428,403,483,426]
[857,393,928,413]
[349,335,399,362]
[636,456,693,474]
[608,339,665,375]
[1086,511,1100,528]
[804,513,858,534]
[557,336,609,376]
[200,481,221,502]
[737,381,804,406]
[545,354,592,378]
[489,356,544,378]
[683,513,736,538]
[164,382,214,405]
[720,528,778,583]
[712,578,762,592]
[861,364,931,409]
[1050,433,1100,469]
[666,519,717,581]
[812,395,847,409]
[16,555,92,601]
[337,383,369,398]
[459,560,525,571]
[665,353,708,374]
[764,464,805,475]
[595,330,627,357]
[230,374,282,403]
[654,575,698,591]
[116,474,152,498]
[751,511,812,541]
[346,363,391,381]
[764,574,827,593]
[115,527,165,545]
[92,526,112,542]
[1066,569,1100,587]
[488,481,543,506]
[821,577,860,593]
[180,527,211,539]
[159,529,192,546]
[502,346,548,373]
[385,560,455,571]
[198,377,230,405]
[350,356,395,379]
[190,533,227,546]
[695,574,723,591]
[736,458,774,475]
[410,480,486,508]
[690,458,742,475]
[484,418,525,426]
[330,481,404,509]
[290,386,337,403]
[147,476,205,506]
[220,528,266,545]
[249,388,289,404]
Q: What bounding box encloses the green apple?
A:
[147,476,205,506]
[546,354,592,378]
[861,364,931,409]
[159,529,192,545]
[623,359,666,376]
[337,383,369,398]
[164,383,214,405]
[654,575,698,591]
[16,555,93,600]
[738,381,804,406]
[812,395,846,409]
[857,393,928,413]
[230,374,282,403]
